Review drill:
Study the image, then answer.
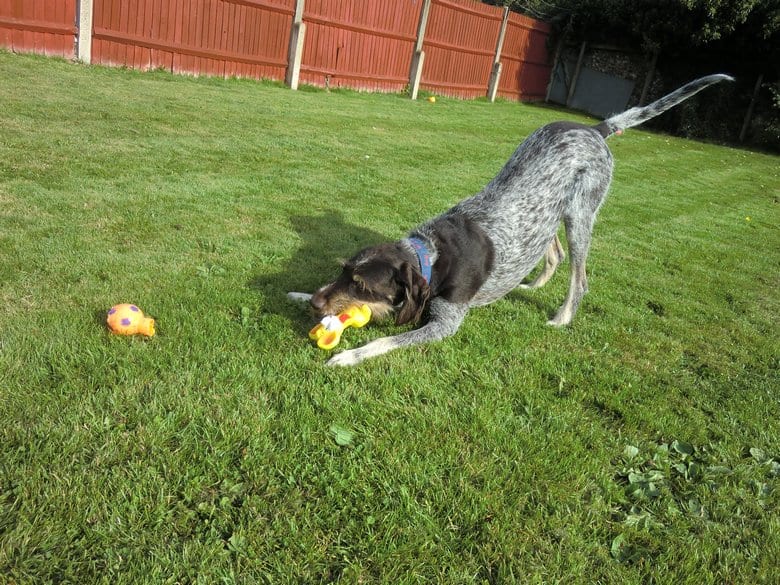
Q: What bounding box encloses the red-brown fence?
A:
[0,0,551,101]
[91,0,295,81]
[421,0,504,99]
[299,0,419,92]
[0,0,77,57]
[497,11,551,100]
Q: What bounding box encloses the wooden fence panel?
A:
[420,0,504,99]
[497,12,551,100]
[0,0,551,100]
[91,0,294,81]
[0,0,77,57]
[299,0,419,92]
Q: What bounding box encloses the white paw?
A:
[287,292,312,304]
[326,350,362,367]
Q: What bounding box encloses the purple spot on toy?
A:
[108,308,116,315]
[121,318,132,326]
[130,305,140,312]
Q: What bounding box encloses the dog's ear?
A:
[352,273,367,292]
[395,262,431,326]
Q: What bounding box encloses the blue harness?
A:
[408,237,433,284]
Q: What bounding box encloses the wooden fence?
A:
[90,0,295,82]
[297,0,421,93]
[0,0,78,57]
[0,0,551,101]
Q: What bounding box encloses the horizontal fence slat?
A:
[300,63,407,84]
[222,0,294,16]
[422,79,488,91]
[433,0,503,21]
[424,37,494,58]
[303,14,416,43]
[0,16,76,36]
[93,26,288,68]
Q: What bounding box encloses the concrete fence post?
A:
[740,73,763,142]
[286,0,306,90]
[76,0,94,63]
[409,0,431,100]
[545,35,565,102]
[638,49,659,106]
[487,7,509,102]
[566,40,586,107]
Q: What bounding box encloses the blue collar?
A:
[408,237,432,284]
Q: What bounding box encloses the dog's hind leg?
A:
[548,215,594,327]
[520,233,565,290]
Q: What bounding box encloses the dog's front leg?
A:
[287,292,313,304]
[327,299,468,366]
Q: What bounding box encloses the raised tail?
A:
[595,74,734,138]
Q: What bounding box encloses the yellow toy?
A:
[106,303,156,337]
[309,304,371,350]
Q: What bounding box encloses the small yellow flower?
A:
[745,216,751,222]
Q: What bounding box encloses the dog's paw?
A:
[287,292,312,304]
[326,350,362,367]
[325,337,397,366]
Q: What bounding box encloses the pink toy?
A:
[106,303,155,336]
[309,304,371,350]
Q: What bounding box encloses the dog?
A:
[293,74,733,366]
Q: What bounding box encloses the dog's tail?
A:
[595,74,734,138]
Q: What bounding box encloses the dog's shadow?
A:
[249,211,388,327]
[250,211,561,330]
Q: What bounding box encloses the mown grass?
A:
[1,51,778,584]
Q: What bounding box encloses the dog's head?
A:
[310,243,431,326]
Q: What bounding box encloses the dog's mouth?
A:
[311,291,396,322]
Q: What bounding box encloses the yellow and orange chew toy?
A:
[106,303,156,337]
[309,304,372,350]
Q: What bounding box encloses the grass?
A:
[0,50,778,584]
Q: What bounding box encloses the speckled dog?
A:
[296,74,732,366]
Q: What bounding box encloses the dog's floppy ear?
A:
[352,273,367,292]
[395,262,431,326]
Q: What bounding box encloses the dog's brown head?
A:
[310,243,431,326]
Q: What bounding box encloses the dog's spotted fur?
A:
[299,74,733,366]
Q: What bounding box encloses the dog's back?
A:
[414,75,734,308]
[442,122,611,306]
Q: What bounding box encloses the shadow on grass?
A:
[504,287,555,317]
[249,210,388,328]
[251,211,563,330]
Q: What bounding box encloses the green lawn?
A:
[1,51,778,584]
